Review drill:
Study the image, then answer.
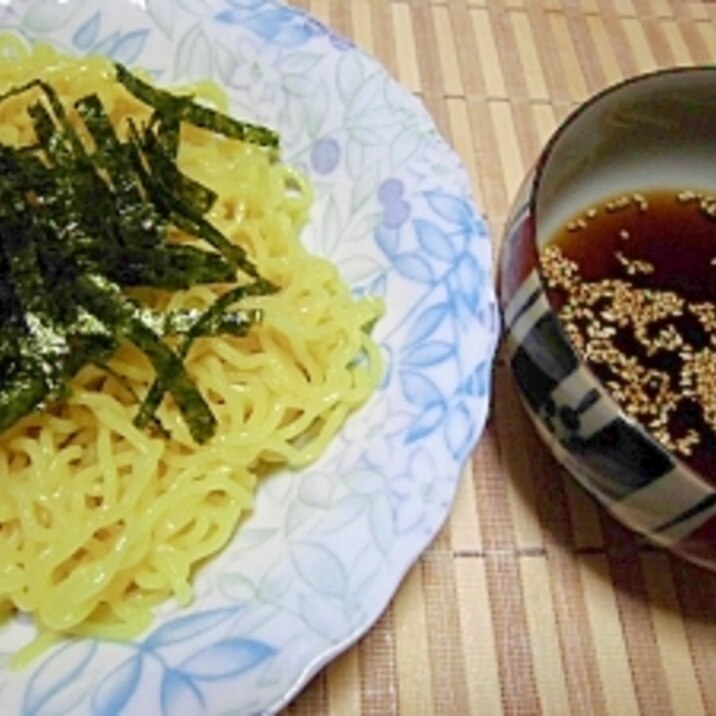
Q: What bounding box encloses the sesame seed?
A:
[539,191,716,462]
[633,193,649,212]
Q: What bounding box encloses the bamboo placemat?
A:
[281,1,716,714]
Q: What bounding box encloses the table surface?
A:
[281,2,716,714]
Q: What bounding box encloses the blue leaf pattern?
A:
[320,196,341,256]
[305,81,330,137]
[347,72,383,117]
[161,671,204,716]
[92,30,121,57]
[148,0,175,38]
[299,470,334,507]
[352,106,394,133]
[218,572,257,602]
[368,272,388,299]
[299,595,349,640]
[174,24,211,79]
[23,641,97,716]
[406,303,450,348]
[464,360,491,397]
[406,402,446,442]
[242,6,294,37]
[337,50,364,105]
[454,289,475,327]
[277,51,322,75]
[109,29,150,64]
[369,495,395,554]
[181,638,276,680]
[145,608,237,649]
[290,542,348,597]
[402,341,455,368]
[445,402,475,461]
[213,40,238,82]
[91,655,143,716]
[456,253,485,310]
[374,225,400,257]
[352,163,381,212]
[425,191,474,227]
[242,8,321,47]
[22,0,84,33]
[414,218,461,262]
[227,0,265,8]
[215,9,243,24]
[400,371,443,408]
[344,469,384,495]
[72,12,100,50]
[348,125,384,146]
[319,494,370,533]
[286,498,322,534]
[393,253,434,283]
[390,127,422,167]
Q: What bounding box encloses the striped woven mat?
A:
[282,2,716,714]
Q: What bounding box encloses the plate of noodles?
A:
[0,1,498,714]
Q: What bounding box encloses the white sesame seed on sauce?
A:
[615,251,654,276]
[632,193,649,212]
[539,189,716,463]
[604,195,638,214]
[701,202,716,219]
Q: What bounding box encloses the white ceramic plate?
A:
[0,1,498,714]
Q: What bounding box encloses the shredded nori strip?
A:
[0,63,278,443]
[115,64,279,150]
[135,279,274,430]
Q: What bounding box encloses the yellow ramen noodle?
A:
[0,40,382,657]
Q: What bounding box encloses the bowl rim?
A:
[530,64,716,240]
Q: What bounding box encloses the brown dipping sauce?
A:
[539,189,716,482]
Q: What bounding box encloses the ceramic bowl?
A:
[500,67,716,570]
